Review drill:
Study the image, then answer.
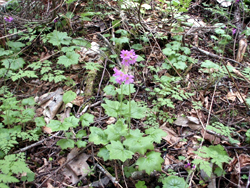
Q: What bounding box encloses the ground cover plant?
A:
[0,0,250,187]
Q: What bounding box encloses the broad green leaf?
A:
[6,41,25,52]
[162,176,189,188]
[106,141,134,162]
[116,84,136,95]
[80,113,95,127]
[162,48,174,56]
[136,151,164,174]
[62,116,79,129]
[124,136,153,155]
[97,147,110,161]
[84,62,103,71]
[192,159,212,177]
[180,47,191,55]
[0,48,13,56]
[47,30,72,46]
[131,43,143,50]
[129,100,147,119]
[72,38,91,48]
[76,140,87,148]
[63,90,77,104]
[110,37,129,44]
[101,99,120,118]
[135,181,147,188]
[35,117,46,127]
[104,119,128,141]
[22,97,35,106]
[174,61,187,70]
[57,52,80,67]
[47,120,62,132]
[103,85,117,96]
[76,130,87,138]
[2,58,25,70]
[145,127,167,143]
[57,139,74,150]
[61,46,80,52]
[89,127,109,145]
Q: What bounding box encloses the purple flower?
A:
[235,0,240,3]
[184,163,191,168]
[4,16,13,23]
[120,50,130,59]
[129,55,138,64]
[232,28,237,35]
[124,74,134,84]
[54,19,58,23]
[121,58,131,66]
[113,67,126,84]
[192,165,196,169]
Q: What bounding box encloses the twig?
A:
[14,131,62,154]
[192,46,244,66]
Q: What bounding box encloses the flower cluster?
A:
[232,28,237,35]
[120,49,138,66]
[113,49,138,85]
[184,162,195,169]
[4,16,13,23]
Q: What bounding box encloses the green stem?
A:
[119,84,124,121]
[128,84,131,133]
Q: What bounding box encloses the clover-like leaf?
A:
[62,116,79,129]
[57,52,80,67]
[76,140,87,148]
[106,141,134,162]
[124,136,154,155]
[162,176,189,188]
[136,151,164,174]
[101,99,120,118]
[103,85,117,96]
[89,127,109,145]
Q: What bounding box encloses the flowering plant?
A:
[4,16,13,23]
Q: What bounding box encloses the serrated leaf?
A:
[62,116,79,129]
[61,46,80,52]
[57,52,80,67]
[103,85,117,96]
[104,119,128,141]
[63,90,77,104]
[35,117,46,127]
[22,97,35,106]
[89,127,109,145]
[110,37,129,44]
[131,43,143,50]
[116,84,136,95]
[72,38,91,48]
[145,127,167,143]
[101,99,120,118]
[106,141,134,162]
[47,120,62,132]
[2,58,25,70]
[162,176,189,188]
[80,113,95,127]
[6,41,25,52]
[47,30,72,46]
[162,48,174,56]
[57,139,74,150]
[97,147,110,161]
[129,100,147,119]
[193,159,212,177]
[174,61,187,70]
[136,151,164,174]
[76,130,87,138]
[124,136,154,155]
[76,140,87,148]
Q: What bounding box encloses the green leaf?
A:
[57,139,74,150]
[180,47,191,55]
[174,61,187,70]
[6,41,25,52]
[35,117,46,127]
[61,46,80,52]
[47,30,72,46]
[136,151,164,174]
[103,85,117,96]
[80,113,95,127]
[72,38,91,48]
[47,120,63,132]
[201,60,220,70]
[162,48,175,56]
[76,130,87,138]
[116,84,136,95]
[57,52,80,67]
[192,159,212,177]
[62,116,79,129]
[162,176,189,188]
[63,90,77,104]
[106,141,134,162]
[145,127,167,143]
[104,119,128,141]
[101,99,120,118]
[22,97,35,106]
[131,44,143,50]
[124,136,154,155]
[128,100,147,119]
[89,127,109,145]
[98,147,110,161]
[0,48,13,56]
[76,140,87,148]
[136,55,145,62]
[110,37,129,44]
[2,58,25,70]
[135,180,147,188]
[84,62,103,71]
